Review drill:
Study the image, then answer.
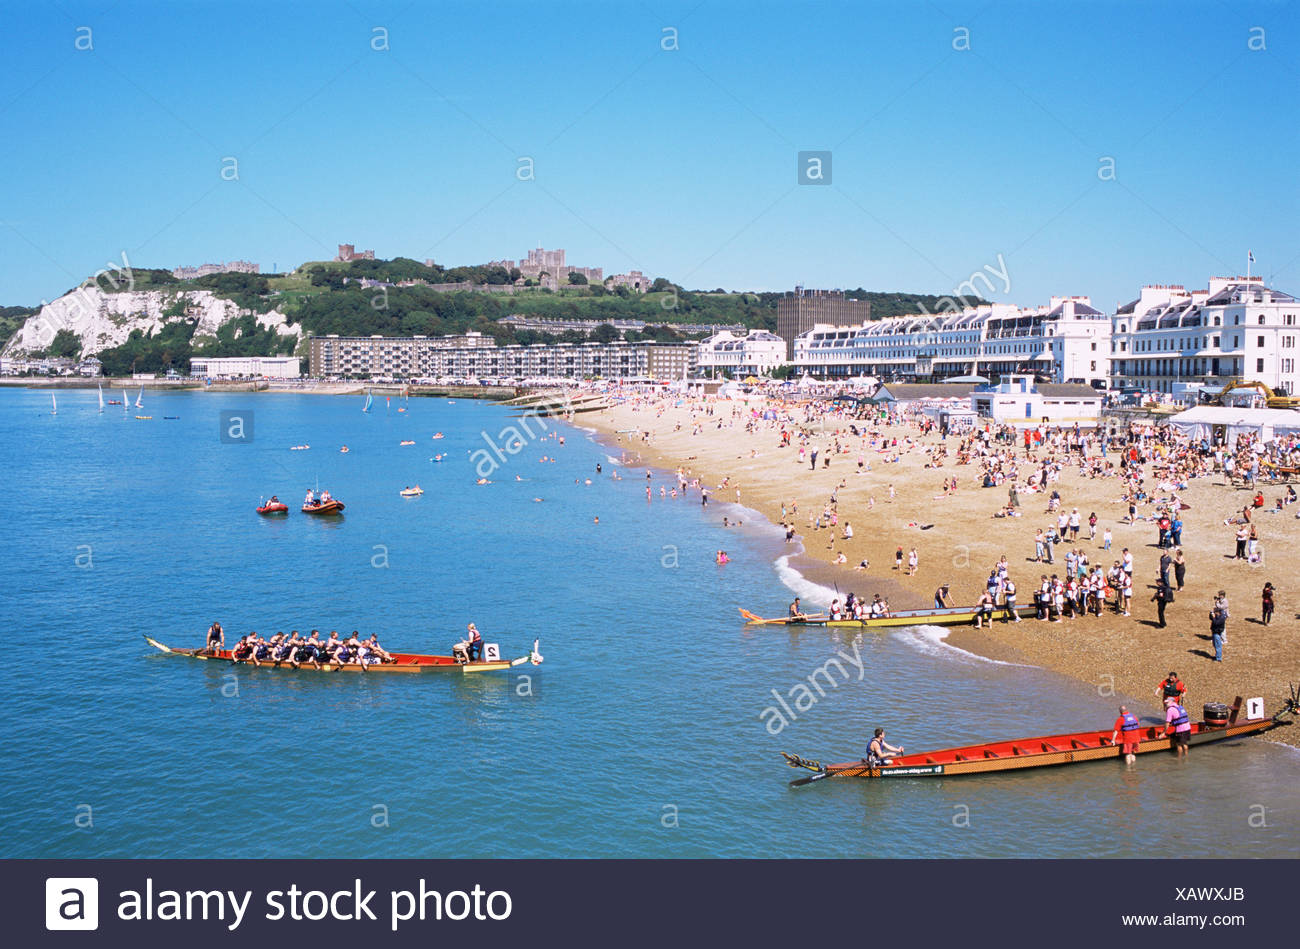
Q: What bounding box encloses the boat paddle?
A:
[738,608,829,625]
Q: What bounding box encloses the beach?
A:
[580,389,1300,748]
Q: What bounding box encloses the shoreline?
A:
[575,389,1300,748]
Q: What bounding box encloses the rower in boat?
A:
[324,631,346,666]
[828,599,843,620]
[465,623,484,662]
[864,727,904,766]
[247,632,269,667]
[363,633,393,664]
[297,630,325,670]
[205,620,224,655]
[789,597,804,621]
[231,635,254,663]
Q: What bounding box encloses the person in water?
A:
[865,727,903,766]
[1110,704,1142,766]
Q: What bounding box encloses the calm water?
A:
[1,387,1297,858]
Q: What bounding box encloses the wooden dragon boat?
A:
[741,603,1038,629]
[145,635,541,674]
[782,693,1297,785]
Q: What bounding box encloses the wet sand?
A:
[582,391,1300,747]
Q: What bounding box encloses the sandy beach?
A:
[580,390,1300,748]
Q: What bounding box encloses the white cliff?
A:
[2,286,299,356]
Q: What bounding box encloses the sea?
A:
[2,386,1298,859]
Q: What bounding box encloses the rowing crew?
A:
[226,630,394,669]
[828,592,892,621]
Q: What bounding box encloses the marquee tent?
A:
[1165,405,1300,442]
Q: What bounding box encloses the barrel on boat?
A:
[1203,702,1230,728]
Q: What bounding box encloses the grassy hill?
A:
[4,256,989,369]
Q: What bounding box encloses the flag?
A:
[1249,250,1255,263]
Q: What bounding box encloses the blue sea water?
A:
[1,387,1298,858]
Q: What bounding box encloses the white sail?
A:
[362,390,373,413]
[135,385,144,408]
[51,393,57,415]
[98,384,104,412]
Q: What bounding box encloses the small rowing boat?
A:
[782,693,1298,785]
[144,635,542,674]
[257,501,289,515]
[400,440,416,446]
[400,486,424,497]
[303,499,345,514]
[740,604,1037,629]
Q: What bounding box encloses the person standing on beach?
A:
[934,584,950,609]
[1088,512,1098,540]
[1004,577,1021,622]
[1235,524,1248,559]
[1209,602,1227,662]
[1173,548,1187,591]
[1262,582,1276,626]
[810,449,818,471]
[907,548,918,576]
[895,546,904,570]
[1103,527,1112,551]
[1111,705,1141,766]
[1158,550,1172,587]
[1151,575,1173,628]
[1156,672,1186,705]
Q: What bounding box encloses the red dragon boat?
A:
[145,635,542,674]
[782,692,1297,785]
[257,501,289,515]
[303,499,345,514]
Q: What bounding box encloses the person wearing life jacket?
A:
[1164,697,1192,758]
[864,727,903,767]
[1156,672,1186,705]
[205,620,224,655]
[1110,705,1142,766]
[466,622,484,662]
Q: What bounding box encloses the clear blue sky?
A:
[1,0,1295,310]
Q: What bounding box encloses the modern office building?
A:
[190,355,302,378]
[1109,277,1300,394]
[775,288,872,360]
[793,296,1110,384]
[696,330,786,377]
[308,333,695,382]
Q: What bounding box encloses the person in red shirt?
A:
[1155,671,1186,705]
[1110,705,1142,766]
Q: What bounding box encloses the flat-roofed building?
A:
[190,355,301,378]
[776,288,871,360]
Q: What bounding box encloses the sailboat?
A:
[135,385,144,409]
[362,390,373,413]
[51,393,57,415]
[98,384,104,413]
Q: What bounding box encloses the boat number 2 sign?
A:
[484,643,501,662]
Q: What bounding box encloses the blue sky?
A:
[1,0,1295,309]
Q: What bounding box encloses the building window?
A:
[1258,336,1265,347]
[1258,358,1265,372]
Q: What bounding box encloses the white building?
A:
[793,296,1110,385]
[971,375,1103,427]
[696,330,786,376]
[190,355,302,379]
[1110,277,1300,395]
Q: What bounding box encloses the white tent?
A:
[1165,405,1300,442]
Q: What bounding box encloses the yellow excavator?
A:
[1210,378,1300,410]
